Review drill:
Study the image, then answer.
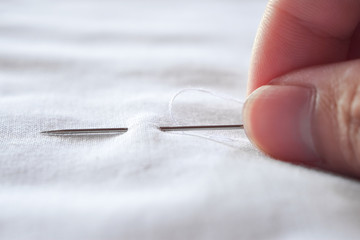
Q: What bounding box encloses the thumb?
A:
[243,59,360,178]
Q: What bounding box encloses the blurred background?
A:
[0,0,266,97]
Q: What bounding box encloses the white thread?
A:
[169,88,243,125]
[168,88,244,147]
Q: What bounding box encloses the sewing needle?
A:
[41,125,244,136]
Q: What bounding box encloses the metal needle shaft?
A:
[160,125,243,132]
[41,125,244,136]
[41,128,128,136]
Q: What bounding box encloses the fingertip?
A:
[243,85,320,163]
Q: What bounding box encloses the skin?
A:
[243,0,360,178]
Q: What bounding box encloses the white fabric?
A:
[1,0,360,239]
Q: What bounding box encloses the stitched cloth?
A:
[1,0,360,239]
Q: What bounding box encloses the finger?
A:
[349,23,360,59]
[243,59,360,178]
[248,0,360,94]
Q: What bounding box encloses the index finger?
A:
[248,0,360,94]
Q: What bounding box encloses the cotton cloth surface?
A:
[1,0,360,239]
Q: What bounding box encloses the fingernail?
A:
[243,85,319,162]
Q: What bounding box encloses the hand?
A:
[243,0,360,178]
